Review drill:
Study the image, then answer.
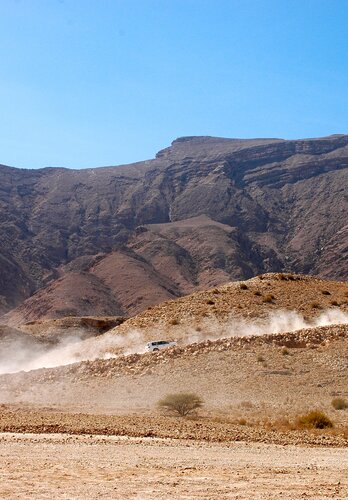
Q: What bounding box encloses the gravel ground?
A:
[0,432,347,499]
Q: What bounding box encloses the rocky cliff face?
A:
[1,135,347,324]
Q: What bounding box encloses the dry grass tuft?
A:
[332,397,348,410]
[296,410,333,429]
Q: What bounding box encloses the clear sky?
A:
[1,0,347,169]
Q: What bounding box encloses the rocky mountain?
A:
[0,134,347,325]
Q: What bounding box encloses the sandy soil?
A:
[0,433,347,499]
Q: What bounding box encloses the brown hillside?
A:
[0,134,347,322]
[111,273,348,339]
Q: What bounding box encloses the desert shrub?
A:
[321,290,331,295]
[344,291,348,297]
[296,410,333,429]
[158,393,204,417]
[281,347,290,356]
[262,294,274,303]
[310,302,321,309]
[169,318,179,325]
[211,288,220,294]
[240,283,248,290]
[332,398,348,410]
[279,273,287,280]
[239,400,254,409]
[206,299,215,305]
[330,300,339,307]
[253,290,262,296]
[257,355,265,362]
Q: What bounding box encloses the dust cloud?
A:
[0,309,347,375]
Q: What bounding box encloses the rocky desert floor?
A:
[0,433,347,499]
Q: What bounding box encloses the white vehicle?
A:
[146,340,177,352]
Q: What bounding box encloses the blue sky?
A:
[0,0,347,169]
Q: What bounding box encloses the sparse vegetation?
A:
[321,290,331,295]
[257,355,265,362]
[169,318,179,325]
[158,393,204,417]
[253,290,262,296]
[310,302,321,309]
[330,300,339,307]
[206,299,215,305]
[262,294,274,303]
[332,398,348,410]
[296,410,333,429]
[240,283,248,290]
[281,347,290,356]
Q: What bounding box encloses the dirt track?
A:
[0,433,347,499]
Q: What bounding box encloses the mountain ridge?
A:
[0,134,347,324]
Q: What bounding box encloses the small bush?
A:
[321,290,331,296]
[169,318,179,325]
[240,283,248,290]
[310,302,321,309]
[281,347,290,356]
[332,398,348,410]
[211,288,220,294]
[262,294,274,303]
[158,393,204,417]
[206,299,215,305]
[239,401,254,409]
[296,410,333,429]
[253,290,262,296]
[279,273,287,280]
[330,300,339,307]
[257,355,265,362]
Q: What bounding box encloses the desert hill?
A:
[109,272,348,340]
[0,134,347,323]
[0,273,347,450]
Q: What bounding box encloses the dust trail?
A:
[0,309,347,374]
[186,309,348,344]
[0,330,145,375]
